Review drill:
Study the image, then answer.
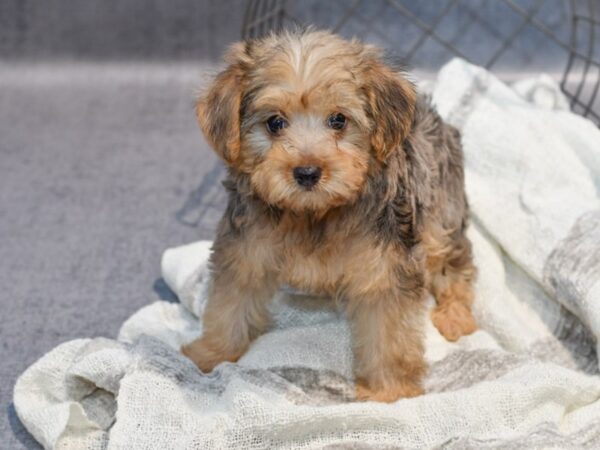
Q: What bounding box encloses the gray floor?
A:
[1,1,244,447]
[0,63,230,449]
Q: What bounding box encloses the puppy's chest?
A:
[274,228,389,296]
[278,238,345,294]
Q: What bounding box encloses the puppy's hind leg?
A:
[427,231,477,342]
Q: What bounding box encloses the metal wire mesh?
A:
[242,0,600,127]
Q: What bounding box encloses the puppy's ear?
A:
[362,62,416,161]
[196,43,249,165]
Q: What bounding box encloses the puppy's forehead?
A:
[248,33,366,111]
[268,41,352,81]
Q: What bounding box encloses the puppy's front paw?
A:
[431,301,477,342]
[355,378,424,403]
[181,338,241,373]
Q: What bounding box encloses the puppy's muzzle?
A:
[293,166,322,189]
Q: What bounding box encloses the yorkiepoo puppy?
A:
[182,30,477,402]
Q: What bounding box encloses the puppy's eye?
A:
[266,115,288,135]
[327,113,347,130]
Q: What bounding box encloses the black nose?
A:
[293,166,322,188]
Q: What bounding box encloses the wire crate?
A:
[242,0,600,126]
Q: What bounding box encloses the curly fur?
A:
[182,30,477,402]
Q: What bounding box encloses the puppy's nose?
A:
[293,166,322,188]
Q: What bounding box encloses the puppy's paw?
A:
[181,338,241,373]
[431,301,477,342]
[355,378,424,403]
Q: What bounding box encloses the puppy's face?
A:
[198,31,416,213]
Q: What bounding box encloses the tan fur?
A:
[182,30,477,403]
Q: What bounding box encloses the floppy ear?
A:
[362,62,416,161]
[196,43,248,165]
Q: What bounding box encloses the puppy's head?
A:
[197,30,416,213]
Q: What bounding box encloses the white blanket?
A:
[14,59,600,449]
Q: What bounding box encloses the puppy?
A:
[182,30,477,402]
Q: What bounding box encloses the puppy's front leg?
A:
[182,238,278,372]
[348,275,427,402]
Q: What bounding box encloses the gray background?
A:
[0,1,594,448]
[1,2,242,448]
